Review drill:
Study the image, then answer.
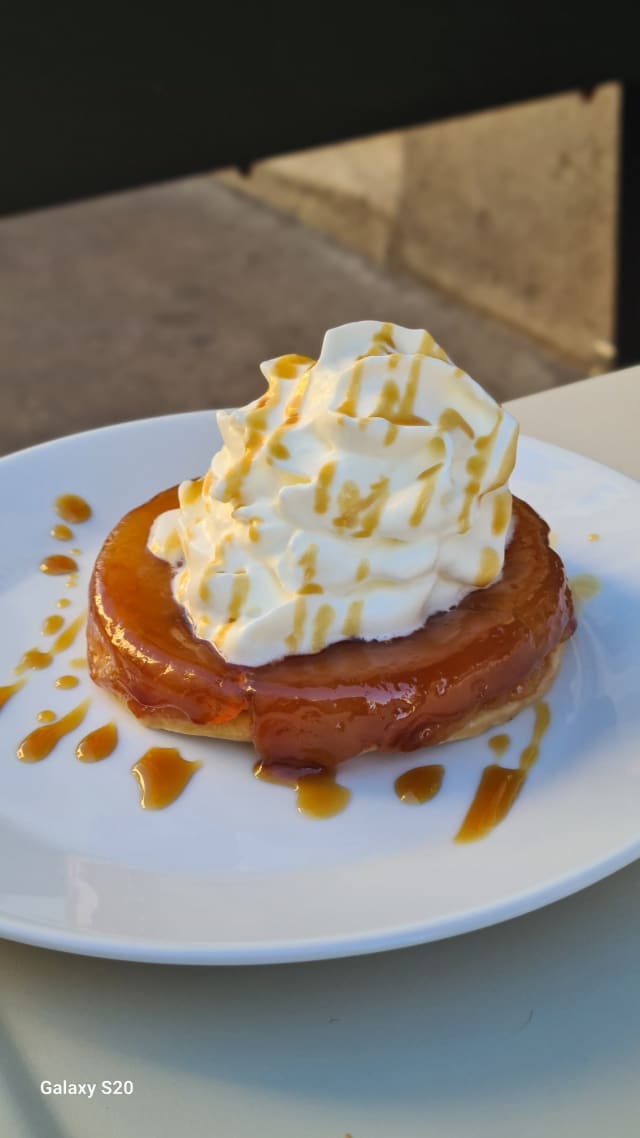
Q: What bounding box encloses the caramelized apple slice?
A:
[88,492,575,767]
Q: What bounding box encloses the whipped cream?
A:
[149,321,519,667]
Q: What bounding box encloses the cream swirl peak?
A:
[148,321,519,666]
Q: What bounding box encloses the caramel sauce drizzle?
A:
[298,544,323,595]
[373,354,428,445]
[248,517,262,543]
[131,747,202,809]
[76,722,118,763]
[37,709,56,723]
[254,762,352,818]
[488,733,510,758]
[222,364,312,505]
[51,612,85,654]
[438,408,474,438]
[215,573,250,648]
[355,559,369,582]
[314,461,337,514]
[220,392,276,505]
[55,494,92,523]
[15,648,52,674]
[455,765,526,842]
[332,476,390,538]
[50,524,73,541]
[457,417,502,534]
[17,699,90,762]
[179,477,204,508]
[266,370,312,461]
[272,353,315,379]
[475,547,501,588]
[417,329,449,361]
[55,675,79,689]
[519,702,551,771]
[70,656,88,669]
[492,489,512,536]
[456,703,550,842]
[587,533,600,542]
[409,459,444,527]
[341,599,364,638]
[337,359,365,417]
[40,554,78,576]
[13,613,85,677]
[42,614,64,636]
[57,597,71,609]
[368,322,396,355]
[285,597,307,653]
[0,679,25,710]
[311,603,335,653]
[395,763,444,804]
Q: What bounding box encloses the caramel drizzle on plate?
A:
[254,762,351,819]
[456,703,551,842]
[17,699,90,762]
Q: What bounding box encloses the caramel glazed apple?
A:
[88,322,576,773]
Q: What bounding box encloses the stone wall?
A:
[218,84,618,369]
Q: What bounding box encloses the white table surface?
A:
[2,367,639,1138]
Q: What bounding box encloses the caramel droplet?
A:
[0,679,26,710]
[131,747,202,809]
[55,674,79,690]
[51,612,85,655]
[455,765,526,843]
[76,722,118,763]
[254,762,351,819]
[488,733,510,758]
[14,648,52,674]
[394,764,444,804]
[57,598,71,609]
[42,614,64,636]
[37,709,57,723]
[55,494,92,523]
[40,555,78,576]
[519,701,551,772]
[50,524,73,542]
[17,699,90,762]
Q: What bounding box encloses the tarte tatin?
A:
[88,322,576,773]
[88,487,575,772]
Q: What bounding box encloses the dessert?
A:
[88,321,576,772]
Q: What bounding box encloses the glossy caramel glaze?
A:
[55,494,92,524]
[254,761,351,818]
[455,764,526,842]
[17,700,90,762]
[40,554,78,576]
[42,614,65,636]
[88,489,575,769]
[394,764,444,804]
[76,722,118,762]
[132,747,201,809]
[0,679,26,710]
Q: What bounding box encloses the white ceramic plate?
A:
[0,413,639,964]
